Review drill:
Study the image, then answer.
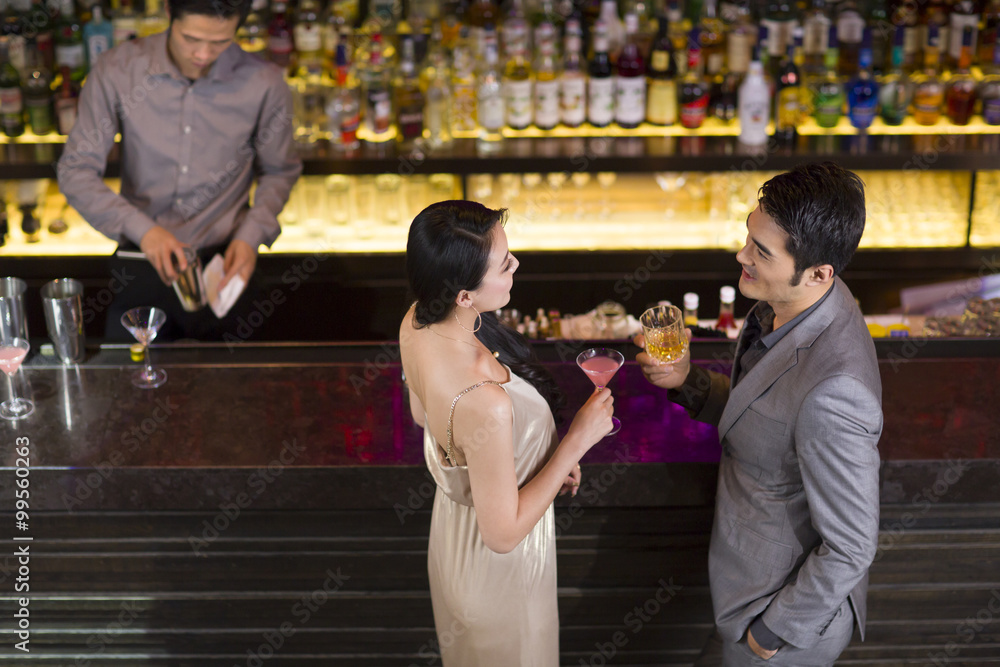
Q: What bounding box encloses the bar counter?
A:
[3,337,998,511]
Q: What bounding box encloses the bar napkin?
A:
[203,254,246,319]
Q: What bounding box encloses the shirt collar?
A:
[145,29,241,83]
[749,282,835,350]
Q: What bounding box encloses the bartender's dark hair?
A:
[406,200,564,417]
[168,0,252,25]
[758,162,866,283]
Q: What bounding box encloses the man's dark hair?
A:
[168,0,252,26]
[758,162,866,284]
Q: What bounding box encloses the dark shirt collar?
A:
[145,30,241,83]
[748,282,836,350]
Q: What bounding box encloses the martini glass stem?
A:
[143,345,154,383]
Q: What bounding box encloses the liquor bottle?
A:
[801,0,831,77]
[683,292,699,326]
[697,0,726,78]
[588,21,615,127]
[318,0,342,71]
[725,0,755,77]
[138,0,168,38]
[452,29,479,133]
[868,0,890,75]
[979,0,1000,68]
[773,29,803,143]
[367,0,402,31]
[28,0,54,70]
[679,28,710,128]
[82,5,113,70]
[326,41,361,150]
[835,0,864,77]
[477,27,504,148]
[502,17,533,130]
[533,21,560,129]
[19,203,39,243]
[54,65,77,135]
[23,46,54,135]
[947,0,978,70]
[560,17,587,127]
[945,26,976,125]
[361,33,393,141]
[813,26,844,128]
[112,0,139,46]
[878,26,912,125]
[294,0,323,69]
[979,41,1000,125]
[911,25,944,125]
[646,14,678,125]
[615,13,646,128]
[0,41,24,137]
[55,0,86,82]
[761,0,798,82]
[424,52,453,149]
[738,51,770,144]
[666,0,691,76]
[924,0,950,67]
[503,0,528,46]
[267,1,294,69]
[466,0,499,58]
[890,1,919,73]
[598,0,625,62]
[716,285,736,331]
[394,37,425,147]
[846,28,878,130]
[2,1,27,78]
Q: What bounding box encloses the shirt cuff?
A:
[232,215,276,250]
[749,616,786,651]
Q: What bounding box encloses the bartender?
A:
[57,0,302,341]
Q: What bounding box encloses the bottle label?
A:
[804,16,831,55]
[453,85,478,131]
[87,34,110,66]
[837,13,865,44]
[56,43,86,70]
[294,24,322,53]
[680,94,708,128]
[646,79,677,125]
[949,16,979,62]
[815,99,843,126]
[367,89,391,132]
[56,98,77,135]
[614,76,646,125]
[26,100,53,134]
[339,111,360,143]
[849,100,877,128]
[651,51,669,71]
[776,88,802,128]
[7,35,26,75]
[268,36,294,66]
[706,52,725,76]
[762,19,798,57]
[0,87,23,114]
[560,75,586,126]
[739,96,770,142]
[397,107,424,140]
[588,76,615,126]
[534,78,560,128]
[503,78,533,128]
[478,94,504,131]
[983,98,1000,125]
[727,32,752,74]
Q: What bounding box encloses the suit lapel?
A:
[716,279,848,441]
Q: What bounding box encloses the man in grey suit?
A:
[637,163,883,666]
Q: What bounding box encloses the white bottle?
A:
[738,60,770,146]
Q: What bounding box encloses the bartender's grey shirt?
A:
[57,30,302,250]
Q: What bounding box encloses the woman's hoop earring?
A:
[456,306,483,333]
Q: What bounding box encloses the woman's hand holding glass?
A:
[566,387,615,452]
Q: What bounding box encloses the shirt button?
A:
[184,125,191,134]
[180,165,188,174]
[176,198,183,205]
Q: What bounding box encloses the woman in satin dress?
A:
[399,201,615,665]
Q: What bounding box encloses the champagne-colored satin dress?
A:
[424,370,560,666]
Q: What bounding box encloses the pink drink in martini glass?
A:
[576,347,624,436]
[0,337,34,420]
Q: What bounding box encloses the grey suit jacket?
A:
[690,278,883,650]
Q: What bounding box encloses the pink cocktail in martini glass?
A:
[576,347,624,436]
[0,337,34,420]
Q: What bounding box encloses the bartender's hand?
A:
[222,238,257,289]
[139,226,188,284]
[633,329,693,390]
[747,628,778,660]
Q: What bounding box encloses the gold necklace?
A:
[427,325,500,359]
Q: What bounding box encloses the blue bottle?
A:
[82,6,114,72]
[847,28,879,130]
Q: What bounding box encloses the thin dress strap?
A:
[446,381,504,466]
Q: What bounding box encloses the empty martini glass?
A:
[0,337,33,420]
[121,306,167,389]
[576,347,624,436]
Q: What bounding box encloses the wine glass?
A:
[576,347,624,436]
[0,337,33,420]
[121,307,167,389]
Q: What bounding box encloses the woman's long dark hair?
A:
[405,200,565,417]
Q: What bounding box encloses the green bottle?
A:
[0,42,26,137]
[55,0,87,82]
[23,44,54,135]
[813,25,844,128]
